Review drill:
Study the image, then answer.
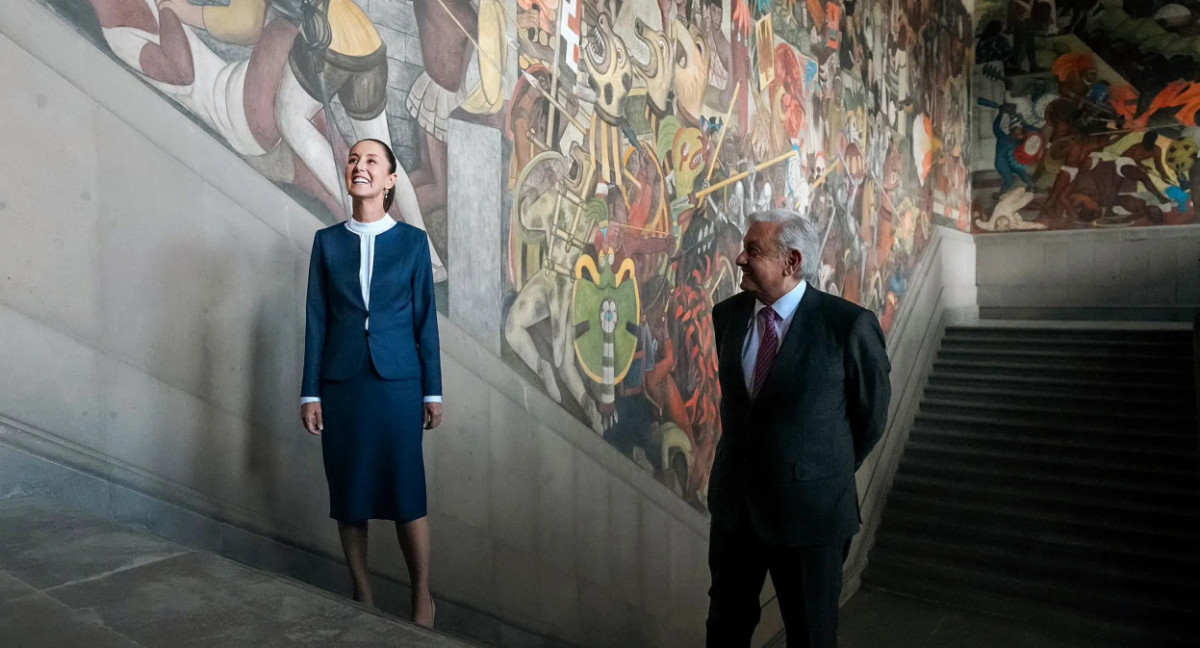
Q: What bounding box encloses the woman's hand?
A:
[302,402,324,435]
[424,402,443,430]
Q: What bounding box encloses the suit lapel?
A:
[368,227,401,310]
[721,293,755,405]
[754,286,821,403]
[331,226,367,311]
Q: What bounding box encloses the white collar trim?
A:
[345,216,397,236]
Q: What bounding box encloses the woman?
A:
[300,139,442,628]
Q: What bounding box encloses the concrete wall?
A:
[0,2,713,645]
[976,226,1200,321]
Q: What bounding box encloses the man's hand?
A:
[424,402,443,430]
[302,402,324,435]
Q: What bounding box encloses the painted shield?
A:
[1015,131,1046,166]
[459,0,507,114]
[572,254,641,397]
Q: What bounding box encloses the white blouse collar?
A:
[345,215,397,236]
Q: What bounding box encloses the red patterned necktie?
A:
[751,307,780,396]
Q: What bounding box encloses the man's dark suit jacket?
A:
[709,286,891,546]
[301,222,442,399]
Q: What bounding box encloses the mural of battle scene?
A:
[40,0,972,510]
[503,0,971,509]
[972,0,1200,232]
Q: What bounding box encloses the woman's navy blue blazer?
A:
[301,222,442,399]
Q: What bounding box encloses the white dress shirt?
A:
[742,280,807,393]
[302,216,442,405]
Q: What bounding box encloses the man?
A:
[706,209,891,648]
[993,109,1035,196]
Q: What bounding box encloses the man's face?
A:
[736,221,799,301]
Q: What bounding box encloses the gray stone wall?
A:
[975,226,1200,321]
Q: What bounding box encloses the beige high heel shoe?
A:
[415,592,436,629]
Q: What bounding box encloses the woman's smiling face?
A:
[344,140,396,202]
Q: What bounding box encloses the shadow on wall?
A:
[148,236,320,542]
[242,241,333,539]
[247,282,288,533]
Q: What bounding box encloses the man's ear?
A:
[787,249,804,276]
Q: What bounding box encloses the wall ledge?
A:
[974,223,1200,244]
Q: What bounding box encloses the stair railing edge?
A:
[841,225,977,599]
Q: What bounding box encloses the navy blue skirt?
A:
[320,360,427,523]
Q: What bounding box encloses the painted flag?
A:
[558,0,583,73]
[825,2,842,50]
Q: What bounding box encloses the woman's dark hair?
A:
[357,138,398,211]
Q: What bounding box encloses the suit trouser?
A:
[706,517,848,648]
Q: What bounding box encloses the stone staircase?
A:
[0,497,480,648]
[865,324,1200,648]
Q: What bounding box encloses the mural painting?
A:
[973,0,1200,232]
[43,0,467,283]
[39,0,971,509]
[501,0,972,508]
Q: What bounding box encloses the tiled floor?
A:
[0,498,474,648]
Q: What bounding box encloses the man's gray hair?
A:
[747,209,820,283]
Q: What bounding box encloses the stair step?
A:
[871,534,1200,602]
[908,427,1196,472]
[917,399,1195,434]
[867,545,1195,619]
[902,442,1197,488]
[940,336,1195,362]
[939,336,1192,357]
[944,327,1193,345]
[926,371,1194,401]
[914,407,1196,442]
[932,359,1193,384]
[898,457,1200,508]
[883,493,1200,547]
[875,506,1200,569]
[889,473,1200,529]
[937,347,1193,370]
[909,418,1195,457]
[920,385,1196,418]
[864,553,1197,647]
[875,503,1200,579]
